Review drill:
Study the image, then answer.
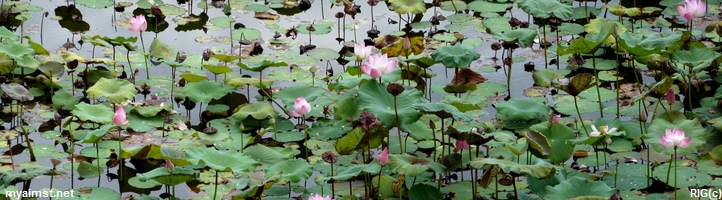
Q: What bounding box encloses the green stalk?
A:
[665,153,673,191]
[592,56,603,117]
[614,35,620,118]
[394,96,403,153]
[139,32,150,80]
[574,97,589,133]
[674,148,678,199]
[543,26,548,68]
[213,170,219,200]
[303,114,308,159]
[96,143,101,187]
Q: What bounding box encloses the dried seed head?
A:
[386,83,405,96]
[335,12,345,19]
[322,151,338,163]
[491,42,502,51]
[367,0,378,6]
[204,126,218,134]
[51,158,62,166]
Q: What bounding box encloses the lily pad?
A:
[265,159,313,183]
[0,83,33,101]
[86,78,136,104]
[430,43,480,69]
[183,80,235,104]
[306,48,339,61]
[545,176,617,199]
[357,80,425,127]
[185,146,258,173]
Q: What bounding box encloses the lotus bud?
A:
[164,160,174,173]
[666,89,675,105]
[386,83,405,96]
[429,119,436,130]
[378,148,389,166]
[403,36,411,50]
[322,151,338,163]
[639,111,648,122]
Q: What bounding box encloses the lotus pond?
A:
[4,0,722,199]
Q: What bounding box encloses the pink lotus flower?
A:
[660,128,691,149]
[113,106,129,126]
[129,14,148,33]
[589,125,616,145]
[677,0,706,21]
[453,140,470,153]
[403,36,411,50]
[164,160,174,173]
[551,115,559,124]
[378,148,389,166]
[354,43,373,61]
[360,54,397,79]
[666,89,675,105]
[308,194,334,200]
[289,97,311,117]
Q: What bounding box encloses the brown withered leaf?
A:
[479,164,499,188]
[567,53,586,66]
[451,68,487,84]
[254,12,279,20]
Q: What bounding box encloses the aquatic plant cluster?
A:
[2,0,722,199]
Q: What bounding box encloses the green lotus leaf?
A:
[528,122,575,164]
[495,98,551,130]
[210,54,241,63]
[653,163,712,188]
[237,60,287,72]
[17,55,40,70]
[71,102,114,124]
[388,0,426,14]
[645,118,706,155]
[274,85,326,106]
[320,163,381,182]
[306,48,339,61]
[409,184,443,200]
[77,161,103,178]
[210,16,233,28]
[430,43,480,69]
[357,80,425,127]
[545,176,616,199]
[601,164,648,190]
[202,65,233,75]
[242,144,295,166]
[1,83,33,101]
[617,32,662,56]
[231,102,279,121]
[136,166,197,186]
[519,0,573,19]
[578,86,618,102]
[477,17,512,33]
[149,38,174,60]
[335,126,386,155]
[38,61,64,78]
[296,24,332,35]
[0,166,53,183]
[554,96,600,115]
[388,154,445,177]
[671,46,721,66]
[224,77,274,88]
[27,39,49,56]
[265,159,313,183]
[491,28,537,47]
[82,34,112,48]
[554,73,595,96]
[0,41,34,59]
[532,69,564,87]
[127,176,162,189]
[27,144,56,158]
[60,187,120,199]
[522,129,552,156]
[439,1,466,12]
[76,0,114,8]
[0,53,13,75]
[526,162,566,197]
[0,27,19,41]
[158,4,186,16]
[243,4,269,12]
[183,80,235,103]
[185,146,258,173]
[413,102,471,121]
[471,158,555,179]
[232,28,262,41]
[86,77,136,104]
[77,124,114,144]
[179,73,209,82]
[468,1,511,13]
[135,104,172,117]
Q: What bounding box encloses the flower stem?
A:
[592,56,603,117]
[574,97,589,134]
[139,32,150,80]
[674,148,678,199]
[665,153,673,191]
[214,170,219,200]
[394,96,403,153]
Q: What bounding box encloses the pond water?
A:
[1,0,714,199]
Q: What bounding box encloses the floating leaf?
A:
[306,48,339,61]
[231,102,279,121]
[182,80,235,103]
[185,146,258,173]
[357,80,425,127]
[71,102,114,124]
[495,98,551,130]
[86,78,136,103]
[388,0,426,14]
[388,154,445,177]
[492,28,537,47]
[430,43,480,69]
[545,176,617,199]
[265,159,313,183]
[137,167,197,186]
[470,158,555,179]
[519,0,573,19]
[76,0,114,8]
[0,83,33,101]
